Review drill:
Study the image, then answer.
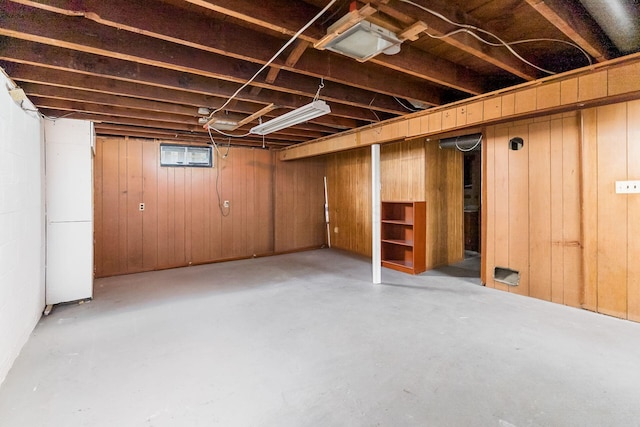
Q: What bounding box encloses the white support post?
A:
[372,144,381,284]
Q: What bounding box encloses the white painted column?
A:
[372,144,381,284]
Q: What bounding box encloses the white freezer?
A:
[46,221,93,304]
[44,119,94,305]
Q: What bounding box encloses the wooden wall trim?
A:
[280,53,640,161]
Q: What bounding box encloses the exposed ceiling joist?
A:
[181,0,488,94]
[4,1,447,106]
[524,0,614,62]
[0,6,419,115]
[0,0,630,147]
[0,38,376,124]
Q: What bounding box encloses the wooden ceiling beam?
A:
[524,0,614,62]
[9,0,458,101]
[372,0,539,81]
[172,0,487,95]
[31,97,319,141]
[94,127,214,143]
[0,41,370,125]
[0,3,430,112]
[1,63,264,114]
[27,87,327,138]
[93,124,290,147]
[3,63,350,132]
[23,83,199,117]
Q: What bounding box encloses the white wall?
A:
[0,71,45,384]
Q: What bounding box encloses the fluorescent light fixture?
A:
[323,20,402,62]
[250,100,331,135]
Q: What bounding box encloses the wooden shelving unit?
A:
[381,201,426,274]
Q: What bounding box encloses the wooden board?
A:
[424,140,463,269]
[482,126,495,286]
[142,141,158,269]
[581,108,599,311]
[507,125,530,296]
[627,100,640,321]
[549,118,565,304]
[595,103,628,318]
[492,126,511,292]
[528,121,551,300]
[561,115,583,308]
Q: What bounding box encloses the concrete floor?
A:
[1,249,640,427]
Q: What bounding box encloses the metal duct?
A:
[578,0,640,53]
[439,133,482,151]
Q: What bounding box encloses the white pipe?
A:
[372,144,381,284]
[324,176,331,248]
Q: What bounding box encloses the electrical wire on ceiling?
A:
[208,126,252,139]
[368,94,381,122]
[20,105,75,121]
[394,96,421,112]
[205,0,338,122]
[397,0,593,74]
[320,0,351,26]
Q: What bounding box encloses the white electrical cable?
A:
[455,134,483,152]
[207,0,338,120]
[398,0,592,75]
[208,126,252,139]
[394,96,420,112]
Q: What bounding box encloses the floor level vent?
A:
[494,267,520,286]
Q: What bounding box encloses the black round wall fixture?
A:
[509,137,524,151]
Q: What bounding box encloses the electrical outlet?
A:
[616,180,640,194]
[139,203,145,211]
[223,200,230,208]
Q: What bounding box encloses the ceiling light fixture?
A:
[314,3,405,63]
[321,20,403,61]
[250,100,331,135]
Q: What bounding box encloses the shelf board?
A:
[381,219,413,225]
[382,239,414,247]
[382,259,415,274]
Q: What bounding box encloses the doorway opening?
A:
[453,147,482,278]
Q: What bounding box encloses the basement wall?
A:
[483,102,640,321]
[483,112,583,306]
[94,137,325,277]
[325,139,463,269]
[582,101,640,321]
[0,72,45,384]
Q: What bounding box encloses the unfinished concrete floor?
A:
[1,249,640,426]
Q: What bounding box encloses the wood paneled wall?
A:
[94,137,325,277]
[273,155,326,252]
[483,113,583,305]
[582,100,640,321]
[326,147,372,256]
[325,139,463,268]
[381,140,425,201]
[483,103,640,321]
[424,140,464,269]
